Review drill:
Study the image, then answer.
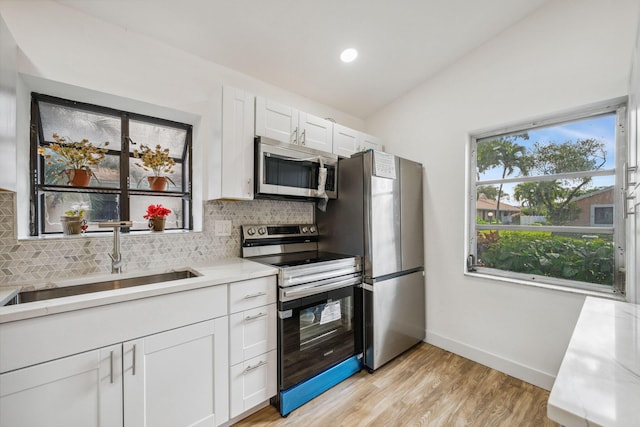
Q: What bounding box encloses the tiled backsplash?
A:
[0,192,313,287]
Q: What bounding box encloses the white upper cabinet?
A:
[210,86,255,200]
[332,126,384,158]
[298,112,333,152]
[255,96,298,144]
[361,133,383,152]
[255,96,334,152]
[333,123,359,157]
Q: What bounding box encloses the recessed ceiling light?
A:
[340,48,358,63]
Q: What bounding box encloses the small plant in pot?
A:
[38,133,109,187]
[61,208,88,235]
[144,204,172,232]
[133,144,176,191]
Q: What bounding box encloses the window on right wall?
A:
[468,100,627,296]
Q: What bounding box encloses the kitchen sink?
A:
[7,270,198,305]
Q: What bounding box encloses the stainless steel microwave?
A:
[255,137,338,199]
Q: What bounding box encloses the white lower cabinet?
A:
[0,319,228,427]
[230,350,277,417]
[0,344,123,427]
[124,318,228,427]
[228,276,277,419]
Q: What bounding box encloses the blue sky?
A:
[477,113,617,204]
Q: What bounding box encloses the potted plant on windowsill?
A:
[133,144,176,191]
[61,208,88,235]
[38,133,109,187]
[144,204,172,232]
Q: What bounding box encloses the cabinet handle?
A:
[243,360,267,374]
[292,127,298,144]
[244,312,267,321]
[110,351,114,384]
[243,292,266,299]
[300,129,306,145]
[132,344,137,376]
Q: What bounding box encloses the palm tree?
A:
[477,135,530,223]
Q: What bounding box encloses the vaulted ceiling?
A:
[57,0,549,118]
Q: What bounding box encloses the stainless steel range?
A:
[241,224,363,416]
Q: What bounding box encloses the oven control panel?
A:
[242,224,317,241]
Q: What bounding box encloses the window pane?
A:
[476,230,614,286]
[477,176,615,227]
[130,195,184,231]
[477,114,616,181]
[43,192,120,233]
[41,153,121,188]
[40,102,121,148]
[128,120,186,158]
[129,158,183,190]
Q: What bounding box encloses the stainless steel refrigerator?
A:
[317,150,425,371]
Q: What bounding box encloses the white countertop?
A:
[0,258,278,324]
[547,296,640,427]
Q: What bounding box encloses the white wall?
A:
[366,0,639,389]
[0,0,364,236]
[0,14,17,192]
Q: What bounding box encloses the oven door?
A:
[256,139,337,199]
[278,282,362,390]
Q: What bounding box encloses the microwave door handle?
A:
[283,277,361,298]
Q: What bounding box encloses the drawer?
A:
[230,350,277,418]
[229,304,276,366]
[228,276,276,313]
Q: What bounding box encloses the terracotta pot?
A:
[61,216,84,235]
[148,176,167,191]
[148,217,166,232]
[65,169,91,187]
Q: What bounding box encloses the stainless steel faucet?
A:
[98,221,133,273]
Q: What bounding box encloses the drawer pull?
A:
[110,351,114,384]
[243,292,267,299]
[244,360,267,374]
[132,344,137,376]
[244,312,267,321]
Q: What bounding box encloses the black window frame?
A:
[29,93,193,235]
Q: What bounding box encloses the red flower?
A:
[144,204,172,219]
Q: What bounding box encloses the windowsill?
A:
[464,270,627,302]
[17,229,200,242]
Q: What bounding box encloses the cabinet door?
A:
[221,86,255,199]
[230,350,277,418]
[0,344,122,427]
[255,96,298,144]
[299,112,333,152]
[361,133,383,152]
[124,318,229,427]
[229,304,276,366]
[333,123,360,157]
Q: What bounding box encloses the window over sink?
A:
[30,93,193,235]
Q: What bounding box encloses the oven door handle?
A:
[283,276,361,299]
[284,267,360,286]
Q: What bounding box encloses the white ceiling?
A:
[56,0,548,118]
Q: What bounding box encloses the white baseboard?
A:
[425,331,556,391]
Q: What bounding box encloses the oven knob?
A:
[246,227,256,236]
[301,226,309,233]
[258,227,266,235]
[309,226,317,233]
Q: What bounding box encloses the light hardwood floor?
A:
[234,343,559,427]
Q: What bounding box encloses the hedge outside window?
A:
[468,100,627,296]
[30,93,192,235]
